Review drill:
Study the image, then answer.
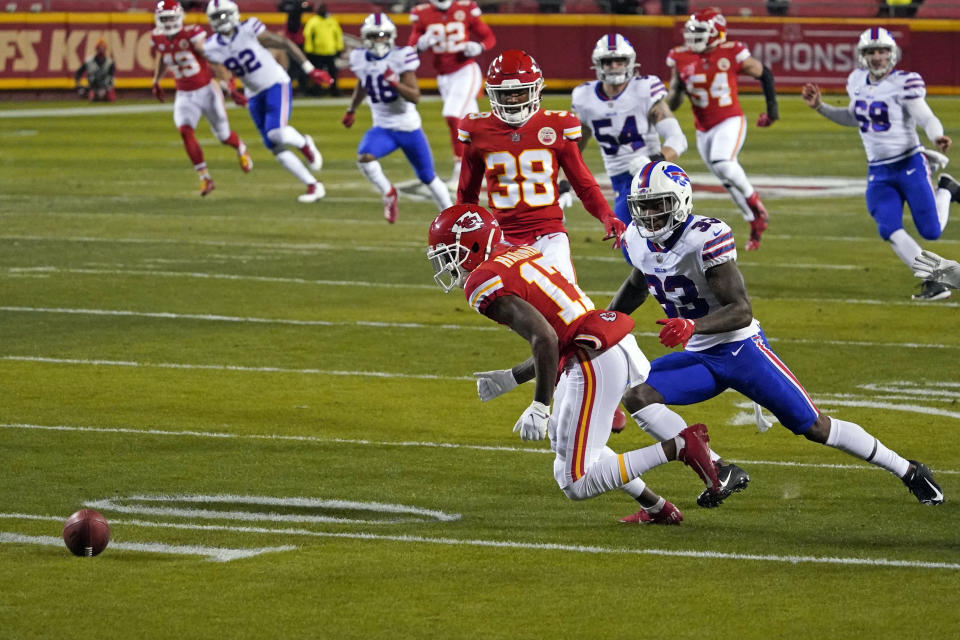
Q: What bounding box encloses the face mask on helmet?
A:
[361,14,396,58]
[683,10,726,53]
[485,50,544,127]
[856,27,900,80]
[206,0,240,34]
[155,0,184,36]
[591,34,637,85]
[627,162,693,242]
[427,205,503,293]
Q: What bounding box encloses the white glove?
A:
[557,179,574,210]
[462,41,483,58]
[513,401,549,441]
[473,369,518,402]
[417,32,441,51]
[913,250,960,289]
[922,147,950,173]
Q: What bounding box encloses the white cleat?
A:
[302,135,322,172]
[298,182,325,203]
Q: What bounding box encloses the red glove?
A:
[341,111,355,128]
[383,68,399,87]
[756,113,774,127]
[602,216,627,249]
[151,81,165,103]
[656,318,696,348]
[309,68,333,87]
[229,87,248,107]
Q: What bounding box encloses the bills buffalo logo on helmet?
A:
[452,211,485,234]
[663,165,690,187]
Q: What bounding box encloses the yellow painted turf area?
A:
[0,94,958,639]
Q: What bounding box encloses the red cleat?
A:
[677,423,719,496]
[745,193,769,251]
[237,142,253,173]
[383,186,399,223]
[611,406,627,433]
[620,500,683,525]
[200,176,215,197]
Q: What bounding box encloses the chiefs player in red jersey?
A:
[666,7,778,251]
[427,203,719,523]
[409,0,495,183]
[151,0,252,197]
[457,50,625,285]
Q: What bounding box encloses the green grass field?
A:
[0,91,958,639]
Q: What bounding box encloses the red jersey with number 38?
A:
[464,245,634,362]
[457,109,614,244]
[666,41,751,131]
[152,24,214,91]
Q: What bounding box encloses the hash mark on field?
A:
[2,422,957,475]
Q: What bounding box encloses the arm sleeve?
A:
[815,101,859,128]
[558,142,613,221]
[408,16,425,47]
[758,65,778,119]
[904,97,945,142]
[654,116,687,155]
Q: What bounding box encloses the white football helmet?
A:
[683,7,726,53]
[361,13,397,59]
[856,27,900,80]
[430,0,453,9]
[206,0,240,35]
[155,0,184,36]
[627,161,693,241]
[591,33,637,85]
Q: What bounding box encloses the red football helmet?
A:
[683,7,726,53]
[485,50,544,126]
[427,204,504,292]
[155,0,184,36]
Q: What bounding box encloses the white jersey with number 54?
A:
[203,18,289,96]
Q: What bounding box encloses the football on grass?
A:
[62,509,110,557]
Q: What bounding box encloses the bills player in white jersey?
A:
[607,160,944,507]
[570,33,687,258]
[203,0,333,203]
[341,13,452,224]
[151,0,252,197]
[802,27,959,301]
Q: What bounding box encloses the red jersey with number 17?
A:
[457,109,614,244]
[666,41,752,132]
[152,24,214,92]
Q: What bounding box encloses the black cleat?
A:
[697,462,750,508]
[912,279,951,302]
[937,173,960,203]
[902,460,944,505]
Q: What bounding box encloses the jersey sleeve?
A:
[646,75,667,103]
[245,17,266,37]
[901,71,927,100]
[348,48,365,75]
[456,116,485,204]
[465,0,483,17]
[185,24,207,47]
[729,41,751,68]
[556,113,613,221]
[665,48,679,69]
[202,35,224,63]
[700,221,737,269]
[408,6,424,45]
[464,268,507,315]
[398,46,420,74]
[570,83,588,116]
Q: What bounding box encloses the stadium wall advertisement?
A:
[1,12,958,93]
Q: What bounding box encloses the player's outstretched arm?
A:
[742,56,778,126]
[802,83,858,127]
[385,70,420,104]
[608,268,650,315]
[648,99,686,161]
[904,97,952,153]
[666,68,685,111]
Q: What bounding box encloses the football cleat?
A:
[611,406,627,434]
[620,500,683,525]
[302,135,322,171]
[237,142,253,173]
[676,423,719,495]
[298,182,326,203]
[911,280,951,302]
[744,194,769,251]
[383,185,399,223]
[938,173,960,203]
[697,462,750,508]
[200,175,215,197]
[902,460,944,505]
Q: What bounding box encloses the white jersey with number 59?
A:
[203,18,289,96]
[349,46,422,131]
[845,68,925,166]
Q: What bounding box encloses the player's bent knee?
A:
[916,224,942,241]
[358,153,376,163]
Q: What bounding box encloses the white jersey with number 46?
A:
[349,46,422,131]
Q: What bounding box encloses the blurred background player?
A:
[342,13,452,224]
[666,7,778,251]
[608,160,944,507]
[203,0,332,203]
[457,49,625,285]
[428,204,721,524]
[571,33,687,254]
[74,38,115,102]
[303,3,343,97]
[802,27,959,302]
[409,0,496,184]
[152,0,252,197]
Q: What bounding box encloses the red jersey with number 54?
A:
[666,41,751,131]
[408,0,495,75]
[464,245,634,361]
[152,24,214,91]
[457,110,613,244]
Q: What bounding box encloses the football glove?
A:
[513,401,549,442]
[383,68,399,87]
[151,81,164,102]
[922,147,950,173]
[341,111,355,128]
[463,41,484,58]
[756,113,775,127]
[417,32,441,51]
[656,318,696,348]
[473,369,518,402]
[557,179,574,210]
[913,250,960,289]
[229,87,248,107]
[309,68,333,87]
[602,215,627,249]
